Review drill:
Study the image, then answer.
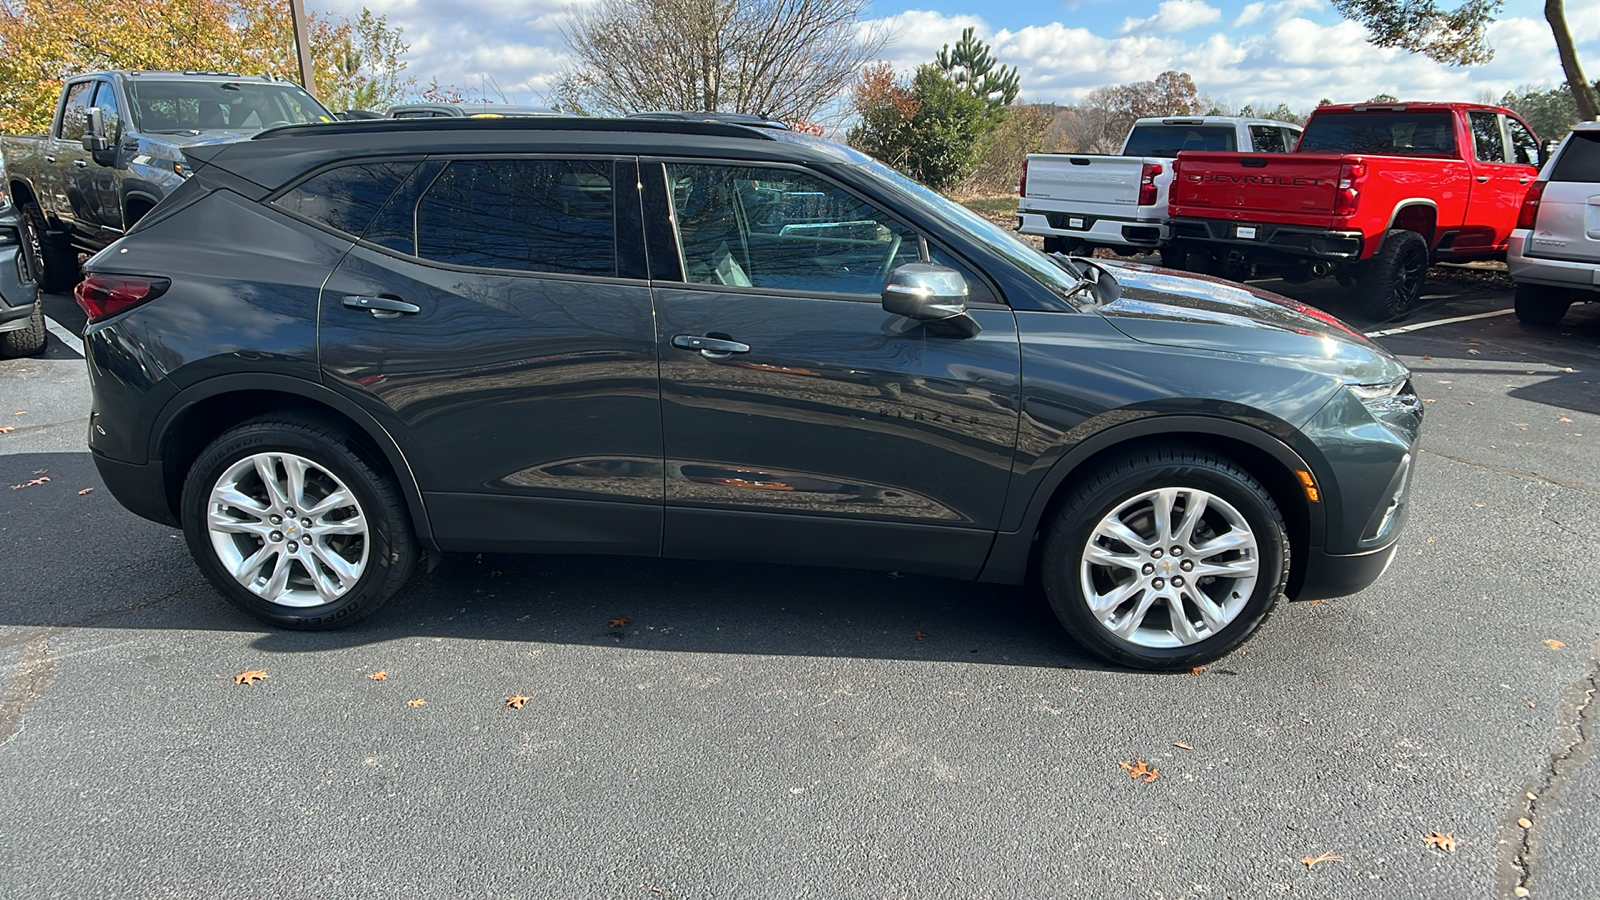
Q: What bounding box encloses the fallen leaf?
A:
[503,695,531,709]
[1517,817,1532,829]
[1544,639,1565,650]
[1474,502,1485,508]
[10,476,49,489]
[1301,852,1344,869]
[234,670,269,685]
[488,570,503,578]
[474,553,483,564]
[1467,348,1480,354]
[1422,354,1431,360]
[1172,741,1194,751]
[1118,758,1159,782]
[1558,417,1573,423]
[1308,598,1327,607]
[608,616,630,628]
[1422,398,1436,404]
[911,630,926,640]
[368,670,387,681]
[1559,366,1575,373]
[1190,666,1205,675]
[10,411,25,416]
[406,698,426,708]
[77,487,93,495]
[1527,700,1535,708]
[0,426,13,434]
[1466,401,1475,405]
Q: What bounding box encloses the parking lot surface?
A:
[2,277,1597,899]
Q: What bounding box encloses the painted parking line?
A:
[1364,308,1513,338]
[44,315,83,356]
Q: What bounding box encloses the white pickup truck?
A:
[1016,116,1303,263]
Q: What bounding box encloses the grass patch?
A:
[958,195,1018,216]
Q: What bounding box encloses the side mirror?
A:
[882,263,981,338]
[82,108,115,166]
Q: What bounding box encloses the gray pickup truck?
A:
[3,70,332,292]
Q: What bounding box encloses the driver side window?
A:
[663,163,921,296]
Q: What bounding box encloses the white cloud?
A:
[1119,0,1224,35]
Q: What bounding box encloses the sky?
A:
[313,0,1600,114]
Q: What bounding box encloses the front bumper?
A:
[1507,230,1600,295]
[1018,210,1168,248]
[1170,217,1365,261]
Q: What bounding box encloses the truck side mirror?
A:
[82,108,115,166]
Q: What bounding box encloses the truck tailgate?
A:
[1024,154,1147,214]
[1170,152,1348,226]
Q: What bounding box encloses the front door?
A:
[646,161,1022,579]
[318,155,663,556]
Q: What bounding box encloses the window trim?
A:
[1468,109,1508,164]
[638,157,1008,308]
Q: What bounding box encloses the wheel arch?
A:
[981,415,1323,598]
[122,189,163,227]
[151,374,437,551]
[1386,201,1439,248]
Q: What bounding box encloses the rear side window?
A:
[1550,131,1600,183]
[1122,125,1236,157]
[1469,111,1506,162]
[1506,118,1541,167]
[58,81,94,140]
[274,161,418,237]
[414,159,616,277]
[1300,111,1457,155]
[1249,125,1287,153]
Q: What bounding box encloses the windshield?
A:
[126,80,332,133]
[1123,124,1237,157]
[857,158,1090,306]
[1299,111,1457,156]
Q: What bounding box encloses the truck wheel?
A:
[1513,283,1572,326]
[19,202,79,294]
[1354,229,1428,322]
[0,296,47,358]
[1158,245,1188,270]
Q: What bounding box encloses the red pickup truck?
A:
[1167,102,1543,319]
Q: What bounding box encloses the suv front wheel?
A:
[1041,448,1289,670]
[181,417,418,629]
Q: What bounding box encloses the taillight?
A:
[1517,181,1545,230]
[74,274,170,323]
[1333,161,1365,217]
[1019,158,1028,196]
[1139,162,1162,206]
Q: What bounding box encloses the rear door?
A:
[48,80,96,236]
[645,160,1021,578]
[315,155,664,556]
[1460,109,1539,252]
[1534,129,1600,264]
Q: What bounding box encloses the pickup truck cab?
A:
[1016,116,1302,262]
[3,70,333,292]
[1168,102,1543,319]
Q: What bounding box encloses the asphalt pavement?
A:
[2,274,1597,899]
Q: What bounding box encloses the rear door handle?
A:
[43,155,56,164]
[672,333,750,359]
[342,294,420,318]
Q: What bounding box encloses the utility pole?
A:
[290,0,317,98]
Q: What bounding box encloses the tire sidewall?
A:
[181,424,406,629]
[1044,459,1288,670]
[1359,230,1428,321]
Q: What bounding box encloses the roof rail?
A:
[253,115,781,142]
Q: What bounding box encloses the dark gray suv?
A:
[75,117,1421,669]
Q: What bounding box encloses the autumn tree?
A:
[0,0,410,132]
[555,0,887,122]
[1064,71,1205,152]
[1333,0,1598,121]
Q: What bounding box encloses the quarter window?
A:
[274,162,419,238]
[1468,111,1506,163]
[1505,118,1541,167]
[414,159,616,277]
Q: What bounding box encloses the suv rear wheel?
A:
[1512,283,1573,326]
[1040,448,1289,670]
[181,417,417,629]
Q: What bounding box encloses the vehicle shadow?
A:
[0,450,1108,671]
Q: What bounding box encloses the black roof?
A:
[186,116,865,190]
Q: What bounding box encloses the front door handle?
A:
[74,159,88,168]
[342,294,420,318]
[1475,175,1490,183]
[672,333,750,359]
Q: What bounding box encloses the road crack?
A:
[0,628,60,747]
[1419,446,1600,498]
[1502,654,1600,897]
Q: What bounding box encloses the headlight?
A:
[1349,377,1423,439]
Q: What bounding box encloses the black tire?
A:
[1513,283,1572,326]
[1353,229,1428,322]
[181,416,418,629]
[1039,447,1289,671]
[1158,244,1188,270]
[18,202,79,294]
[1044,236,1092,256]
[0,296,46,358]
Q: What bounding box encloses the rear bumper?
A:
[91,449,180,527]
[1291,541,1398,600]
[1508,231,1600,294]
[1018,210,1168,248]
[1170,217,1365,261]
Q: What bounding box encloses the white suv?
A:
[1508,122,1600,325]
